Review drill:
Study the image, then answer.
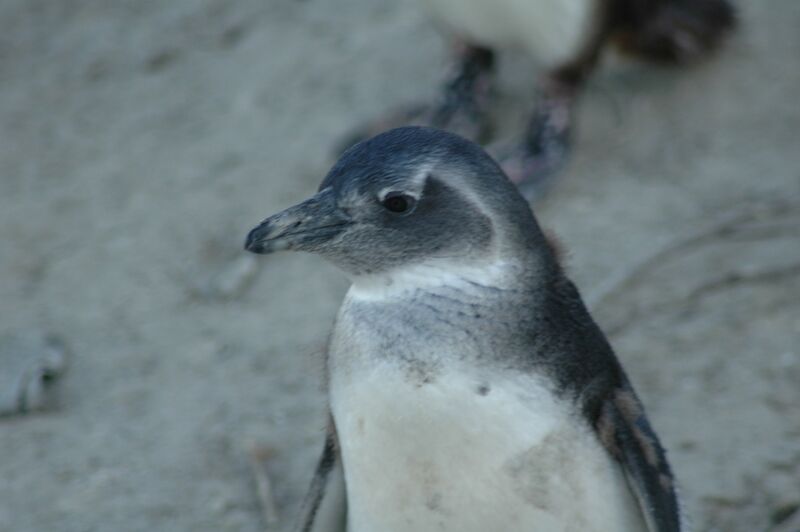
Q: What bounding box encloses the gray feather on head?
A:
[246,127,553,278]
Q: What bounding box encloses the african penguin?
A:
[344,0,735,198]
[246,127,683,532]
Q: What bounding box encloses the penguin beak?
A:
[244,187,351,254]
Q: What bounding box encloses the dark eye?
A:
[382,192,416,214]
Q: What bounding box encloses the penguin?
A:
[345,0,735,198]
[246,127,683,531]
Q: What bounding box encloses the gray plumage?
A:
[246,126,683,532]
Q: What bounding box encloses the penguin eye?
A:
[381,192,416,214]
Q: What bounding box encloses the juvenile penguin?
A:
[246,127,682,531]
[346,0,735,197]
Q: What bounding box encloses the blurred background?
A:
[0,0,798,531]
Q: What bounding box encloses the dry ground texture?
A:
[1,0,799,531]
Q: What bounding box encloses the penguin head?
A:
[245,127,548,276]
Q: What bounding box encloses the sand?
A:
[0,0,798,530]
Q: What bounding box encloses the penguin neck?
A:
[346,257,523,303]
[334,253,560,379]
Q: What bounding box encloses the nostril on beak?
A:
[291,220,302,229]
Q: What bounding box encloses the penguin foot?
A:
[337,46,495,153]
[495,82,575,201]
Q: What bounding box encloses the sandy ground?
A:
[1,0,798,531]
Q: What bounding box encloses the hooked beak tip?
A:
[244,225,266,254]
[244,188,347,256]
[245,223,294,255]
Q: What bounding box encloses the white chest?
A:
[418,0,598,67]
[329,362,646,532]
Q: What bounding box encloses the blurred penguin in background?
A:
[346,0,735,199]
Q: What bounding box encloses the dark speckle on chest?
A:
[334,280,539,394]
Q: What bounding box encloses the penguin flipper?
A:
[595,383,684,532]
[296,422,347,532]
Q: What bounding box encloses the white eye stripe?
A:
[376,165,431,202]
[411,164,433,185]
[377,187,420,202]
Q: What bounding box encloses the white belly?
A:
[331,363,646,532]
[418,0,597,67]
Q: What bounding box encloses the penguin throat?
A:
[347,259,515,302]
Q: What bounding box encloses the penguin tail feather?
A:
[612,0,736,65]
